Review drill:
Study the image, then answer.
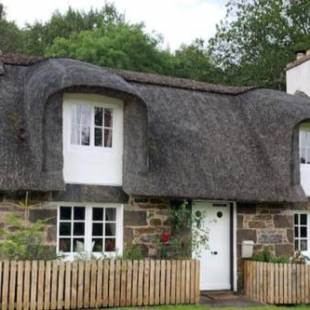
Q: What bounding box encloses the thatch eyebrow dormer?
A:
[1,54,310,203]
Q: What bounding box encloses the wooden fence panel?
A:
[0,259,199,309]
[244,260,310,305]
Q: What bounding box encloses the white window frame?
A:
[67,100,116,152]
[294,211,310,258]
[299,124,310,165]
[57,203,123,259]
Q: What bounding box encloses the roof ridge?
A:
[0,53,256,95]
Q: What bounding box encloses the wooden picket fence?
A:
[0,259,200,310]
[244,260,310,305]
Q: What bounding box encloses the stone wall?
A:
[236,202,309,291]
[0,193,172,258]
[124,197,171,257]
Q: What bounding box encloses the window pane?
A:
[106,208,116,221]
[105,238,116,252]
[60,207,71,220]
[59,223,71,236]
[74,223,85,236]
[301,239,308,251]
[104,129,112,147]
[93,208,103,221]
[294,214,299,225]
[78,105,91,125]
[71,104,91,146]
[94,127,103,146]
[93,223,103,236]
[104,109,113,128]
[73,239,85,252]
[59,239,71,252]
[295,240,299,250]
[95,107,103,126]
[301,214,307,225]
[71,123,80,145]
[74,207,85,220]
[301,226,307,238]
[105,223,116,236]
[81,126,90,145]
[295,226,299,238]
[93,239,103,252]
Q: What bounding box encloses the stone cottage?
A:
[0,53,310,291]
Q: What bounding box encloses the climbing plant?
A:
[155,201,209,259]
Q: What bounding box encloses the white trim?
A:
[233,202,237,292]
[56,202,124,260]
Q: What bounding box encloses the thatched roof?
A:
[1,54,310,202]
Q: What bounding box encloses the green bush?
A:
[251,248,290,264]
[0,192,58,261]
[0,214,58,260]
[122,244,146,260]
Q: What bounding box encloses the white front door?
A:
[193,202,231,291]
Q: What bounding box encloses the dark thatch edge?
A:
[0,53,256,95]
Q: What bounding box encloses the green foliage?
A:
[122,244,145,260]
[209,0,310,89]
[155,202,209,259]
[0,192,58,260]
[251,248,290,263]
[0,214,57,260]
[46,22,170,74]
[0,3,219,83]
[22,4,124,55]
[171,39,222,82]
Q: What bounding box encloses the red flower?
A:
[161,231,170,244]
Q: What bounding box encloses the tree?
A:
[46,22,172,74]
[22,4,124,55]
[208,0,310,89]
[0,2,24,53]
[172,39,222,83]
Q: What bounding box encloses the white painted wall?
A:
[287,60,310,96]
[63,93,124,186]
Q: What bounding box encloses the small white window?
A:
[300,129,310,164]
[294,213,308,252]
[294,212,310,259]
[57,204,123,258]
[70,104,113,148]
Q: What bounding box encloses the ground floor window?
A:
[57,204,123,257]
[294,212,309,252]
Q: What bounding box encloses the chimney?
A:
[287,48,310,97]
[296,51,306,60]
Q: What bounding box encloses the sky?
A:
[1,0,226,50]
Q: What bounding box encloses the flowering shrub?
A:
[155,201,209,259]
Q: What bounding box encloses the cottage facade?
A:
[1,53,310,291]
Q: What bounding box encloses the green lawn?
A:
[116,306,310,310]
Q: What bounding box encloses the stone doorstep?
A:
[200,292,266,307]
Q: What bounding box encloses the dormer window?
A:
[63,94,123,185]
[299,123,310,195]
[300,127,310,164]
[71,104,113,148]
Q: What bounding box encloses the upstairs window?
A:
[71,104,113,148]
[63,94,123,185]
[300,126,310,164]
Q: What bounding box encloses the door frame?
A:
[192,200,237,292]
